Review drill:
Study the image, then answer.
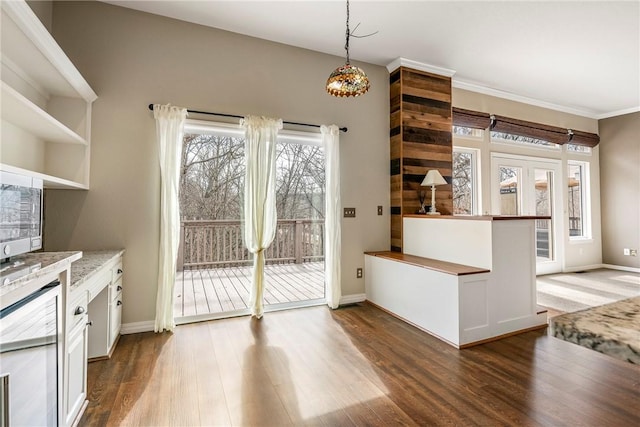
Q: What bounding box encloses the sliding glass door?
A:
[491,154,562,274]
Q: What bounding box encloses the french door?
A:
[491,154,563,274]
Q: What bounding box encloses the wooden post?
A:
[295,220,303,264]
[390,66,453,252]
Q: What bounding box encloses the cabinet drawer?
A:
[86,267,111,302]
[68,290,89,333]
[112,261,123,283]
[110,277,123,302]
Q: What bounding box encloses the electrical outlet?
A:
[631,249,638,257]
[624,248,631,256]
[377,205,383,215]
[356,268,363,278]
[344,208,356,218]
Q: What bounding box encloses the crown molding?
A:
[595,106,640,120]
[386,57,456,77]
[452,79,601,119]
[386,58,634,120]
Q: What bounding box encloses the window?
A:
[491,131,560,149]
[452,147,479,215]
[453,125,483,139]
[568,161,589,239]
[566,144,592,154]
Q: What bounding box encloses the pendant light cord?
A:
[344,0,350,65]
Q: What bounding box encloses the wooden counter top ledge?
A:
[403,214,551,220]
[365,251,490,276]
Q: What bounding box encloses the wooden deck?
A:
[174,262,325,318]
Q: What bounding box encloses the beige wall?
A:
[45,1,390,325]
[599,112,640,269]
[27,0,52,32]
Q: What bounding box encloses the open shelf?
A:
[0,163,88,190]
[1,0,96,189]
[2,82,88,145]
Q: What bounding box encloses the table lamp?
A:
[421,170,447,215]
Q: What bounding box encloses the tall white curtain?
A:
[153,104,187,332]
[322,125,342,308]
[241,115,283,319]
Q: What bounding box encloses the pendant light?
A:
[326,0,370,97]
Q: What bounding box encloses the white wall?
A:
[45,1,389,325]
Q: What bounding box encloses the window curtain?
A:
[153,104,188,332]
[322,125,342,308]
[241,116,283,319]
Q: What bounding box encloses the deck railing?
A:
[178,219,325,269]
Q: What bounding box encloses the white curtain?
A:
[153,104,187,332]
[322,125,342,308]
[241,115,283,318]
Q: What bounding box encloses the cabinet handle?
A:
[117,268,123,275]
[86,321,93,327]
[74,306,85,315]
[117,285,122,291]
[117,300,122,306]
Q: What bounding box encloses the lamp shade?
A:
[421,170,447,186]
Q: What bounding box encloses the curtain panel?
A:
[241,115,283,319]
[322,125,342,309]
[153,104,188,332]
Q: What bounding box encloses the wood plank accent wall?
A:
[390,67,453,252]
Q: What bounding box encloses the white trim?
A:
[120,320,155,334]
[601,264,640,273]
[386,57,456,77]
[595,106,640,120]
[561,263,605,273]
[340,293,366,305]
[453,79,600,119]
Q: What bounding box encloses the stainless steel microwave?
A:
[0,171,43,259]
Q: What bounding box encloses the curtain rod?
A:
[147,104,347,133]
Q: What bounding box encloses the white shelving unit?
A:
[0,0,97,189]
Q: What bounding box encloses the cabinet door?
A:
[64,323,87,426]
[108,286,122,350]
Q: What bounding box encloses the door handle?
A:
[74,306,85,315]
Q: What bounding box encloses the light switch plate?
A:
[344,208,356,218]
[377,206,383,215]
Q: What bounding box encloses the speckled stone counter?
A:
[549,297,640,364]
[0,251,82,309]
[70,250,125,290]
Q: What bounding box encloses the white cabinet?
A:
[64,289,89,426]
[109,261,124,350]
[85,254,124,360]
[0,0,97,189]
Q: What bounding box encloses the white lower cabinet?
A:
[64,250,124,425]
[64,290,89,426]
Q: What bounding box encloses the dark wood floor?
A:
[81,303,640,426]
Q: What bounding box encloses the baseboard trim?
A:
[121,320,155,335]
[562,263,604,273]
[601,264,640,273]
[340,293,366,305]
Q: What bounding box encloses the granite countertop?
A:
[549,296,640,364]
[70,250,125,290]
[0,251,82,309]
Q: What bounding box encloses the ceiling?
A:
[102,1,639,119]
